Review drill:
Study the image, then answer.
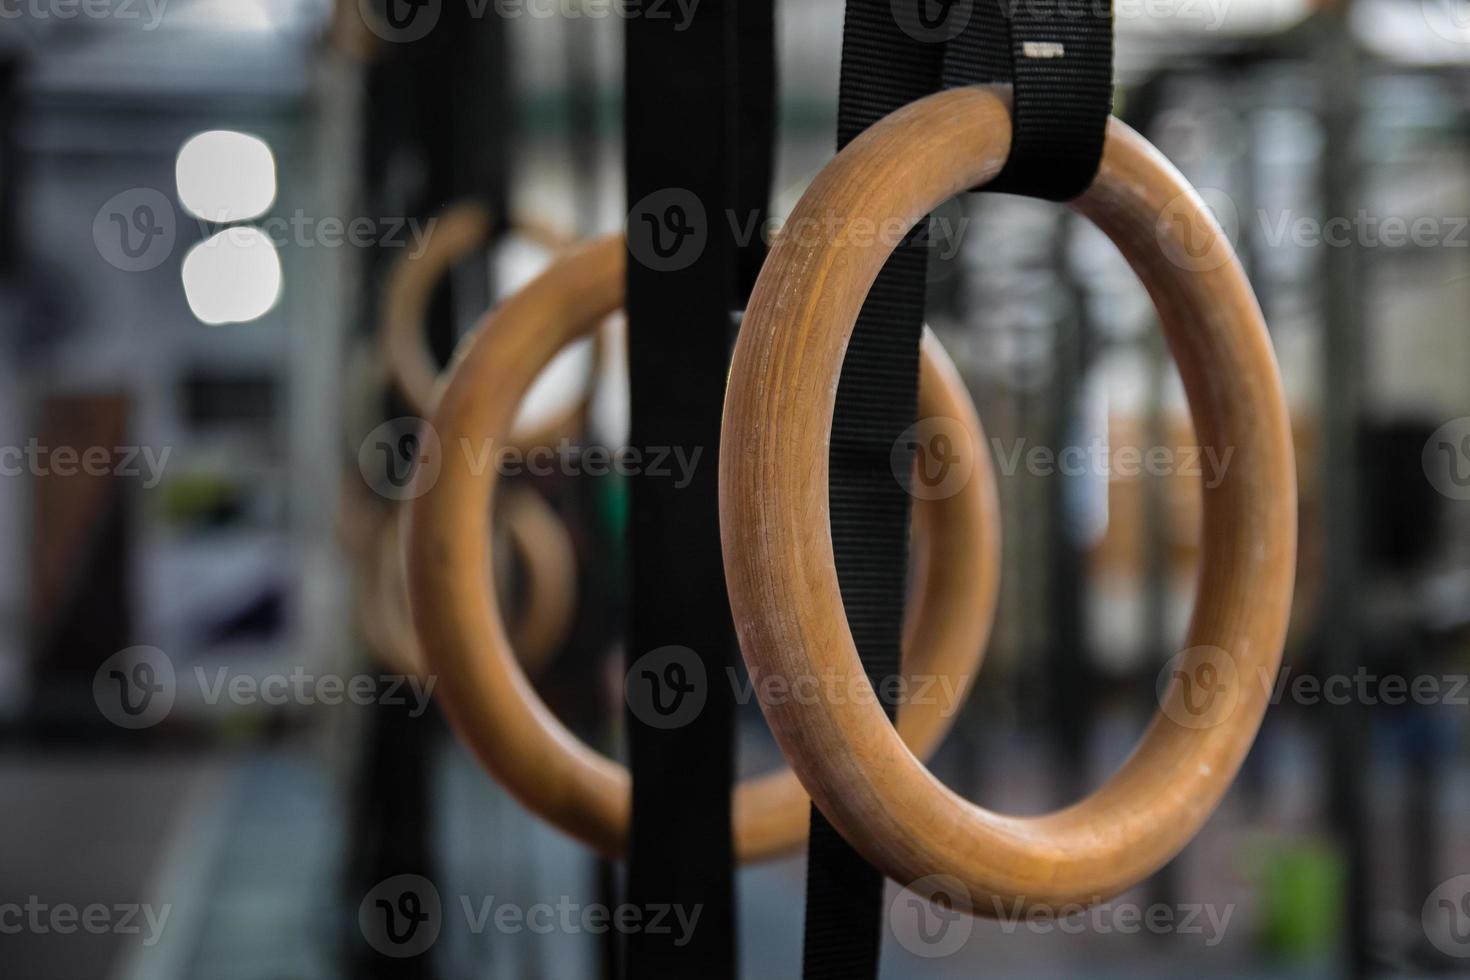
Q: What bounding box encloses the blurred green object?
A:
[155,472,245,528]
[597,472,629,541]
[1257,838,1345,960]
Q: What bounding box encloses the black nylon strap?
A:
[734,0,777,297]
[804,5,944,979]
[804,237,930,980]
[624,0,738,960]
[624,0,774,976]
[946,0,1114,200]
[805,1,1113,978]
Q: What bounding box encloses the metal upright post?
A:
[1316,10,1372,977]
[1046,218,1097,804]
[347,2,510,976]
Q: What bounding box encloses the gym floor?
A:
[7,711,1470,977]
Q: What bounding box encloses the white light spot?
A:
[182,228,283,325]
[175,131,277,223]
[516,338,596,437]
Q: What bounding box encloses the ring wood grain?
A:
[720,85,1296,909]
[406,233,1001,861]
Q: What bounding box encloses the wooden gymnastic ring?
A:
[498,486,580,674]
[354,509,420,679]
[366,487,579,678]
[720,86,1296,910]
[406,233,1001,861]
[379,199,584,431]
[370,201,584,673]
[379,201,487,417]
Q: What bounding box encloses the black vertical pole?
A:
[1317,13,1371,978]
[0,55,19,273]
[349,31,442,980]
[1046,222,1095,804]
[348,2,509,977]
